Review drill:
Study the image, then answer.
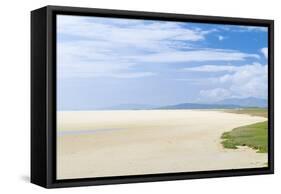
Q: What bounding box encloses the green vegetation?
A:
[222,108,268,153]
[221,121,268,153]
[224,108,268,118]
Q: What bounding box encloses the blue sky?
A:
[57,15,268,110]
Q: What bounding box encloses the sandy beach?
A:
[57,110,267,179]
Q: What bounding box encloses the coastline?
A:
[57,110,267,179]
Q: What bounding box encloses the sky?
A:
[57,15,268,110]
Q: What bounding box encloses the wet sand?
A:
[57,110,267,179]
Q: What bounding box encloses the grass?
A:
[224,108,268,118]
[221,108,268,153]
[221,121,268,153]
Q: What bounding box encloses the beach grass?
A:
[221,121,268,153]
[224,108,268,118]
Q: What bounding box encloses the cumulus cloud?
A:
[261,47,268,59]
[218,63,268,98]
[197,63,268,101]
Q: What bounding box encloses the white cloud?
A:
[200,88,231,101]
[238,26,268,32]
[218,35,225,41]
[57,15,213,78]
[219,25,268,32]
[218,63,268,98]
[57,15,261,79]
[174,78,216,85]
[183,64,236,72]
[57,15,208,48]
[132,50,259,63]
[261,47,268,59]
[105,72,156,79]
[197,63,268,101]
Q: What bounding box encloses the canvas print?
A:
[56,15,268,180]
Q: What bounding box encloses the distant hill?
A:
[156,97,267,110]
[215,97,267,108]
[156,103,241,110]
[101,104,157,110]
[100,97,267,110]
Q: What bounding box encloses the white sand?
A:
[57,110,267,179]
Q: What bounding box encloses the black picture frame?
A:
[31,5,274,188]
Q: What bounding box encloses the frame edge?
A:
[31,6,48,188]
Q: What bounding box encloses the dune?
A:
[56,110,267,179]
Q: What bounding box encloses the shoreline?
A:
[57,109,267,179]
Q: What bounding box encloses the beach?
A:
[57,110,267,179]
